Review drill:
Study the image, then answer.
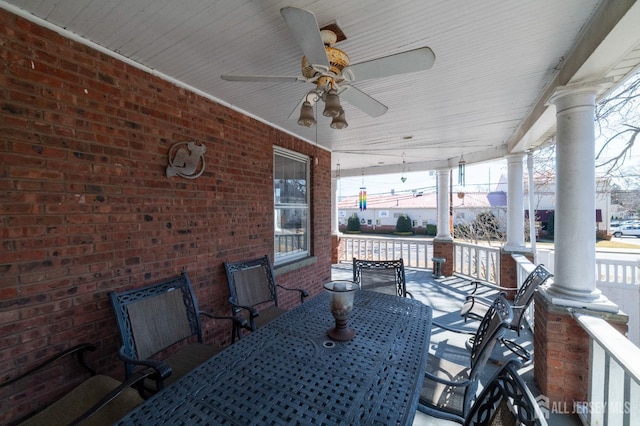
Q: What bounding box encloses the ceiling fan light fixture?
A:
[330,109,348,129]
[323,89,342,117]
[297,101,316,127]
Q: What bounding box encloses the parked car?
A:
[611,225,640,238]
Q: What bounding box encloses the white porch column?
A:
[546,84,616,311]
[504,154,526,251]
[436,168,452,240]
[331,176,339,235]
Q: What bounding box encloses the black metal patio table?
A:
[115,290,432,425]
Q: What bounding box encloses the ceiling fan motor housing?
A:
[301,30,349,81]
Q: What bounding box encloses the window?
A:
[274,147,310,264]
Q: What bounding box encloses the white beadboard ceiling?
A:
[3,0,640,177]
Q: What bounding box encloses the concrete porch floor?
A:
[331,262,583,425]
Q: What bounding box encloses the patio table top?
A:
[115,289,432,425]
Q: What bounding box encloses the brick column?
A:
[534,291,628,404]
[432,239,454,277]
[499,249,533,299]
[331,234,343,264]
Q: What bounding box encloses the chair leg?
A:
[231,325,238,344]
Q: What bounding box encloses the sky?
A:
[338,147,640,199]
[337,161,508,198]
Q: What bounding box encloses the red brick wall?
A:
[0,9,332,423]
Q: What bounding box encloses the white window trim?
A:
[274,147,310,265]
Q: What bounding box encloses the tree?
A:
[474,211,502,241]
[347,213,361,233]
[528,71,640,189]
[454,210,506,245]
[595,73,640,177]
[395,213,413,234]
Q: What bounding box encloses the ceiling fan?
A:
[220,6,435,128]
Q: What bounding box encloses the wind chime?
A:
[400,153,407,183]
[358,188,367,211]
[358,170,366,211]
[457,153,466,203]
[458,153,466,186]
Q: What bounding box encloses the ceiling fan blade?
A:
[280,7,329,69]
[340,86,388,118]
[343,47,435,81]
[221,74,305,83]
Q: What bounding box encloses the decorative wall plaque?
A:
[166,141,206,179]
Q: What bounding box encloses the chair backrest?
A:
[511,264,552,327]
[462,294,513,415]
[109,273,202,377]
[224,255,278,313]
[465,359,548,426]
[352,258,408,297]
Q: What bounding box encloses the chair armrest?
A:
[406,291,415,299]
[68,367,157,426]
[461,292,508,322]
[228,297,259,317]
[431,320,475,335]
[200,311,249,330]
[469,280,514,295]
[276,284,309,303]
[1,343,96,388]
[464,293,497,305]
[117,347,172,390]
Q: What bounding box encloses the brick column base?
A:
[499,249,533,299]
[432,239,454,277]
[331,234,342,264]
[534,289,629,405]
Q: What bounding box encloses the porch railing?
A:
[536,249,640,287]
[454,241,501,285]
[536,249,640,346]
[338,236,500,285]
[573,312,640,425]
[339,236,433,269]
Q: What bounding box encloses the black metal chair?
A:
[109,273,246,391]
[224,255,308,342]
[418,295,513,423]
[352,257,413,298]
[465,359,548,425]
[460,264,552,360]
[1,343,154,426]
